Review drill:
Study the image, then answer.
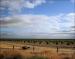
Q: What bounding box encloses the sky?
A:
[0,0,75,39]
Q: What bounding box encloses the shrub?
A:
[0,54,4,59]
[28,56,49,59]
[22,46,30,50]
[63,57,70,59]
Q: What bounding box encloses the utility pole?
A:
[13,45,14,50]
[57,46,58,53]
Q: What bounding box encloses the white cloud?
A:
[0,13,75,38]
[0,13,75,33]
[0,0,46,14]
[0,15,32,27]
[70,0,75,3]
[24,0,46,8]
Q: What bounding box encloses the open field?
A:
[0,39,75,59]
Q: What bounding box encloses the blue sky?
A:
[0,0,74,16]
[0,0,75,39]
[21,0,74,15]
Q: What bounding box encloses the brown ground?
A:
[0,41,75,59]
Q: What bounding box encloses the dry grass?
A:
[0,41,75,59]
[0,49,23,59]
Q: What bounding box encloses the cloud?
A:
[24,0,46,8]
[0,0,46,14]
[0,15,32,27]
[0,13,75,33]
[0,15,61,33]
[0,13,75,38]
[70,0,75,3]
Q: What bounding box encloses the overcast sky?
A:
[0,0,75,39]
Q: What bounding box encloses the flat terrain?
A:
[0,40,75,59]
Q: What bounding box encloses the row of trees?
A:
[0,39,75,46]
[23,40,75,46]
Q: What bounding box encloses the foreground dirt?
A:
[0,41,75,59]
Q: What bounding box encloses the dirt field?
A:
[0,40,75,59]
